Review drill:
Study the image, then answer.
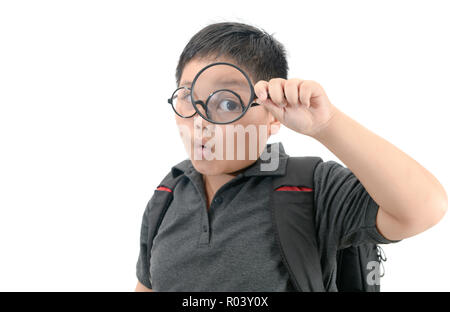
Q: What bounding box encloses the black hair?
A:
[175,22,289,87]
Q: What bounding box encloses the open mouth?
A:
[193,142,214,159]
[195,143,206,150]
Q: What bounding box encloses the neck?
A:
[202,169,243,209]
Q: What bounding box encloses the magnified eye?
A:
[218,99,240,112]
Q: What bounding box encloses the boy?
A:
[135,22,447,292]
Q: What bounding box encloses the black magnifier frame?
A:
[189,62,261,125]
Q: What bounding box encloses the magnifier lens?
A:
[191,63,253,124]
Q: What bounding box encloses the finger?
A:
[284,78,303,108]
[261,96,284,122]
[254,80,269,101]
[268,78,288,107]
[299,80,312,109]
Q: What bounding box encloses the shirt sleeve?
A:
[136,199,153,289]
[313,160,402,250]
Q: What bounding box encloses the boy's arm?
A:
[311,108,447,241]
[135,281,153,292]
[255,79,448,241]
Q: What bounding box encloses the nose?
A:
[194,114,215,137]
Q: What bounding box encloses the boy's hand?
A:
[254,78,339,137]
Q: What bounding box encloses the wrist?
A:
[309,106,344,141]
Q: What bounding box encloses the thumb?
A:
[257,98,284,122]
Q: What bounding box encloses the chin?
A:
[190,158,225,176]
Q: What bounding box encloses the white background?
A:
[0,0,449,291]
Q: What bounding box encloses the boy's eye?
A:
[218,99,240,112]
[208,90,243,114]
[177,91,190,101]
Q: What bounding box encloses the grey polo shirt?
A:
[136,142,400,291]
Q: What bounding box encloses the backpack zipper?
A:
[376,245,386,278]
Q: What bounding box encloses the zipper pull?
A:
[376,246,387,278]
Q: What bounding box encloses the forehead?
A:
[179,57,253,88]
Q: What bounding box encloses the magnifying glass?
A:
[189,62,263,124]
[168,62,276,124]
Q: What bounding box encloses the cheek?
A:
[243,106,269,123]
[218,119,268,153]
[237,110,271,136]
[175,117,193,142]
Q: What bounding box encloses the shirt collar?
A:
[171,142,289,178]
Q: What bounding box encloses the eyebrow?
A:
[179,81,192,88]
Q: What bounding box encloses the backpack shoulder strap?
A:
[138,165,186,286]
[271,155,325,292]
[272,155,323,190]
[274,156,384,292]
[146,170,185,242]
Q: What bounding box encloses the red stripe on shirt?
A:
[156,186,172,192]
[275,186,313,192]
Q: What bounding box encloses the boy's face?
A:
[175,56,280,176]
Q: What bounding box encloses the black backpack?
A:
[138,156,387,291]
